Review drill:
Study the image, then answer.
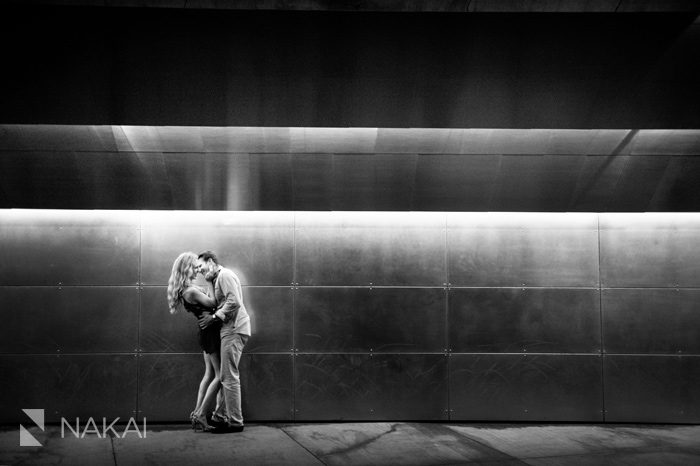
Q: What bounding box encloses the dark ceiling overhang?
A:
[2,4,699,128]
[11,0,700,13]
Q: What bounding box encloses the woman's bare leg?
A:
[193,351,214,417]
[200,352,221,419]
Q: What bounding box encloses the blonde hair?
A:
[167,252,198,314]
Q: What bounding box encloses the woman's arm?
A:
[182,287,216,309]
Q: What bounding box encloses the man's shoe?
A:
[207,417,226,428]
[210,424,244,434]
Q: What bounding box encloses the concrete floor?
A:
[2,422,699,465]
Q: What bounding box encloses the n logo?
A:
[20,409,44,447]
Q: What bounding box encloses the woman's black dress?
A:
[183,299,221,354]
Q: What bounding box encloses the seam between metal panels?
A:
[292,211,297,421]
[598,213,606,422]
[136,215,142,421]
[444,213,451,422]
[5,351,698,357]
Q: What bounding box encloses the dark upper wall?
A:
[1,5,699,128]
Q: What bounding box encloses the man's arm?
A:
[214,271,241,323]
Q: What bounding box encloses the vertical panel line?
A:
[292,211,297,421]
[597,213,606,422]
[136,212,142,419]
[444,213,450,421]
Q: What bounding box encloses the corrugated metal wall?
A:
[1,210,698,423]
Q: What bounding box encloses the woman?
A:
[167,251,222,432]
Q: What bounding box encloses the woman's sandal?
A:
[193,414,212,432]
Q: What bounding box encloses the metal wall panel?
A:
[0,210,139,285]
[568,155,630,212]
[413,155,500,212]
[329,154,379,211]
[606,156,672,212]
[604,355,700,423]
[241,354,294,421]
[156,152,286,211]
[0,125,120,152]
[139,286,201,353]
[600,213,700,287]
[138,353,292,421]
[603,289,700,354]
[295,354,447,421]
[449,288,601,353]
[647,156,700,212]
[140,211,294,285]
[491,155,585,212]
[244,287,293,353]
[295,212,445,286]
[138,353,210,421]
[250,154,294,211]
[447,213,599,287]
[449,354,603,421]
[290,128,378,154]
[0,151,152,209]
[0,286,138,353]
[630,130,700,155]
[295,288,445,353]
[291,154,333,211]
[373,154,417,212]
[0,355,137,423]
[370,354,447,420]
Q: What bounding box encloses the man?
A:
[197,250,251,433]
